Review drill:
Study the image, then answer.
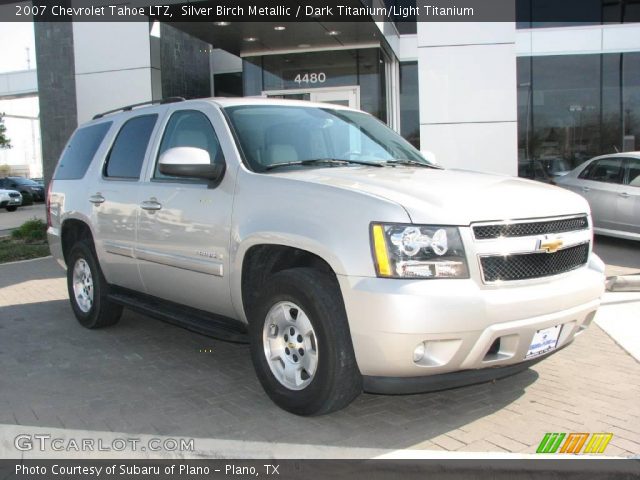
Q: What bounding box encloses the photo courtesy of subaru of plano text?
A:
[47,97,605,415]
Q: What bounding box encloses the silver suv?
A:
[47,97,605,415]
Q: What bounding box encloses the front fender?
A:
[228,170,411,322]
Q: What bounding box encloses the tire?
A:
[6,206,17,212]
[66,241,122,329]
[248,268,362,415]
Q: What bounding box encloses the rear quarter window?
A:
[54,122,112,180]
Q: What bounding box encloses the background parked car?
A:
[0,188,22,211]
[0,176,45,202]
[540,158,572,177]
[518,159,555,184]
[555,152,640,240]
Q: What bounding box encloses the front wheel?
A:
[249,268,362,415]
[67,241,122,329]
[5,206,17,212]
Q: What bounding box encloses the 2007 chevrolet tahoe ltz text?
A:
[47,98,605,415]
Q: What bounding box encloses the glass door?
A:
[264,86,360,109]
[310,87,359,108]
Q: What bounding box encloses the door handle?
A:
[140,199,162,211]
[89,194,105,205]
[581,187,590,193]
[619,192,630,198]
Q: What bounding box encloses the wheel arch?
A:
[60,217,96,267]
[234,237,345,323]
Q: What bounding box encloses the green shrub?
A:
[20,191,34,206]
[11,218,47,242]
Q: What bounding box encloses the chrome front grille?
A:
[473,216,588,240]
[480,243,589,282]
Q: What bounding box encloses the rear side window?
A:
[585,158,624,184]
[54,122,112,180]
[104,114,158,179]
[627,158,640,187]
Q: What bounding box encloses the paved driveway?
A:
[0,204,46,235]
[1,258,639,457]
[593,235,640,277]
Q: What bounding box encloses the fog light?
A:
[413,343,426,362]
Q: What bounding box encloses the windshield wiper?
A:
[384,159,443,169]
[265,158,384,171]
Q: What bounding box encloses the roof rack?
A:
[92,97,186,120]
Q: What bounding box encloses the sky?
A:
[0,22,36,73]
[0,21,40,176]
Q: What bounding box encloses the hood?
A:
[271,166,590,225]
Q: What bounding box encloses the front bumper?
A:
[362,346,561,394]
[338,259,604,381]
[0,198,21,207]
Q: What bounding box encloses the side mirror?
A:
[158,147,224,181]
[421,150,438,165]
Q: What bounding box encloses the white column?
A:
[417,22,518,175]
[72,22,160,123]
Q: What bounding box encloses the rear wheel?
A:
[67,241,122,328]
[249,268,362,415]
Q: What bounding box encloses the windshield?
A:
[224,105,434,172]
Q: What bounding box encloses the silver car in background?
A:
[555,152,640,241]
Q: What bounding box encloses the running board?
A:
[107,287,248,343]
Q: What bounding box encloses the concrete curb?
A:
[595,291,640,362]
[606,274,640,292]
[0,255,52,266]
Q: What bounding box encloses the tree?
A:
[0,113,11,149]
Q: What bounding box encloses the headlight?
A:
[370,223,469,279]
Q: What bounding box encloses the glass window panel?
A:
[530,55,601,170]
[623,52,640,152]
[224,105,425,172]
[399,61,419,148]
[602,53,623,154]
[242,49,387,123]
[626,158,640,186]
[384,0,417,33]
[154,110,223,181]
[518,0,640,27]
[517,57,533,165]
[104,115,157,179]
[214,72,243,97]
[623,0,640,22]
[358,49,386,122]
[516,0,532,28]
[530,0,602,26]
[587,158,624,183]
[262,50,358,91]
[242,58,263,97]
[54,122,111,180]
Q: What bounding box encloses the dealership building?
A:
[31,0,640,182]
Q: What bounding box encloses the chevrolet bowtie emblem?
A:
[538,238,564,253]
